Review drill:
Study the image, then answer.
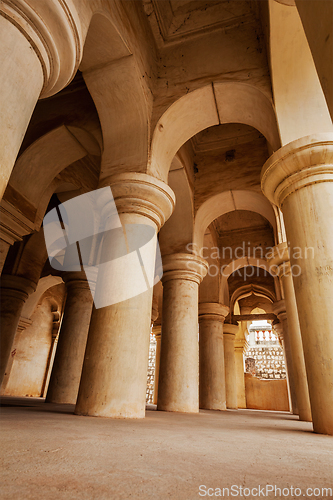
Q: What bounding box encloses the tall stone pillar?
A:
[272,279,312,421]
[234,339,247,409]
[262,134,333,434]
[152,325,161,405]
[223,324,238,410]
[46,272,94,404]
[199,303,229,410]
[273,321,298,415]
[0,1,83,200]
[0,275,36,385]
[75,173,175,418]
[41,312,61,398]
[157,253,208,413]
[274,291,312,421]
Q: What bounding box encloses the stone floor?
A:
[0,397,332,500]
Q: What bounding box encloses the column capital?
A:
[99,173,175,231]
[162,253,208,285]
[261,134,333,208]
[223,324,239,337]
[61,271,92,292]
[0,0,83,97]
[0,274,36,301]
[199,303,229,322]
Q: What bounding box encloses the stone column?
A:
[199,303,229,410]
[0,275,36,386]
[157,253,208,413]
[152,325,161,405]
[270,250,312,420]
[46,272,94,404]
[272,282,312,421]
[223,324,239,410]
[234,339,247,409]
[0,1,82,200]
[75,173,175,418]
[41,311,61,398]
[273,321,298,415]
[274,292,312,421]
[262,134,333,434]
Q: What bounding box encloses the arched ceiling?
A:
[18,71,102,155]
[193,190,277,251]
[149,83,280,183]
[191,123,270,210]
[213,210,275,264]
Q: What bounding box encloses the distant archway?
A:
[149,82,280,182]
[193,190,277,252]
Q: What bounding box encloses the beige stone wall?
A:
[245,373,289,412]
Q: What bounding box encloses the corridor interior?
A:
[0,0,333,498]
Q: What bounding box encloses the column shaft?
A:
[275,320,299,415]
[46,273,94,404]
[0,15,43,201]
[0,275,36,385]
[199,303,229,410]
[281,274,312,421]
[271,254,312,421]
[262,135,333,434]
[75,173,174,418]
[223,324,238,409]
[157,254,208,413]
[234,341,247,409]
[0,1,83,200]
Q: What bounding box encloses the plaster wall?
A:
[245,373,289,411]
